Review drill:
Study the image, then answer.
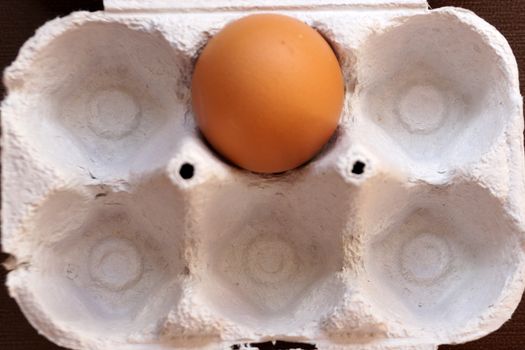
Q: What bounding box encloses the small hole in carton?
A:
[179,163,195,180]
[351,161,366,175]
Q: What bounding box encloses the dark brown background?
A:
[0,0,524,349]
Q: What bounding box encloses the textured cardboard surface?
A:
[0,0,524,349]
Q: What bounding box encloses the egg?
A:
[191,14,344,173]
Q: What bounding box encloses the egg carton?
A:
[2,0,525,349]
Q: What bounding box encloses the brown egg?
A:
[192,14,344,173]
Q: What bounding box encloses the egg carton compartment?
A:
[357,176,524,342]
[2,1,525,350]
[190,173,350,334]
[350,9,522,182]
[2,17,191,180]
[6,175,187,346]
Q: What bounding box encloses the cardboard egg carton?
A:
[2,0,524,349]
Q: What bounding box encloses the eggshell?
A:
[192,14,344,173]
